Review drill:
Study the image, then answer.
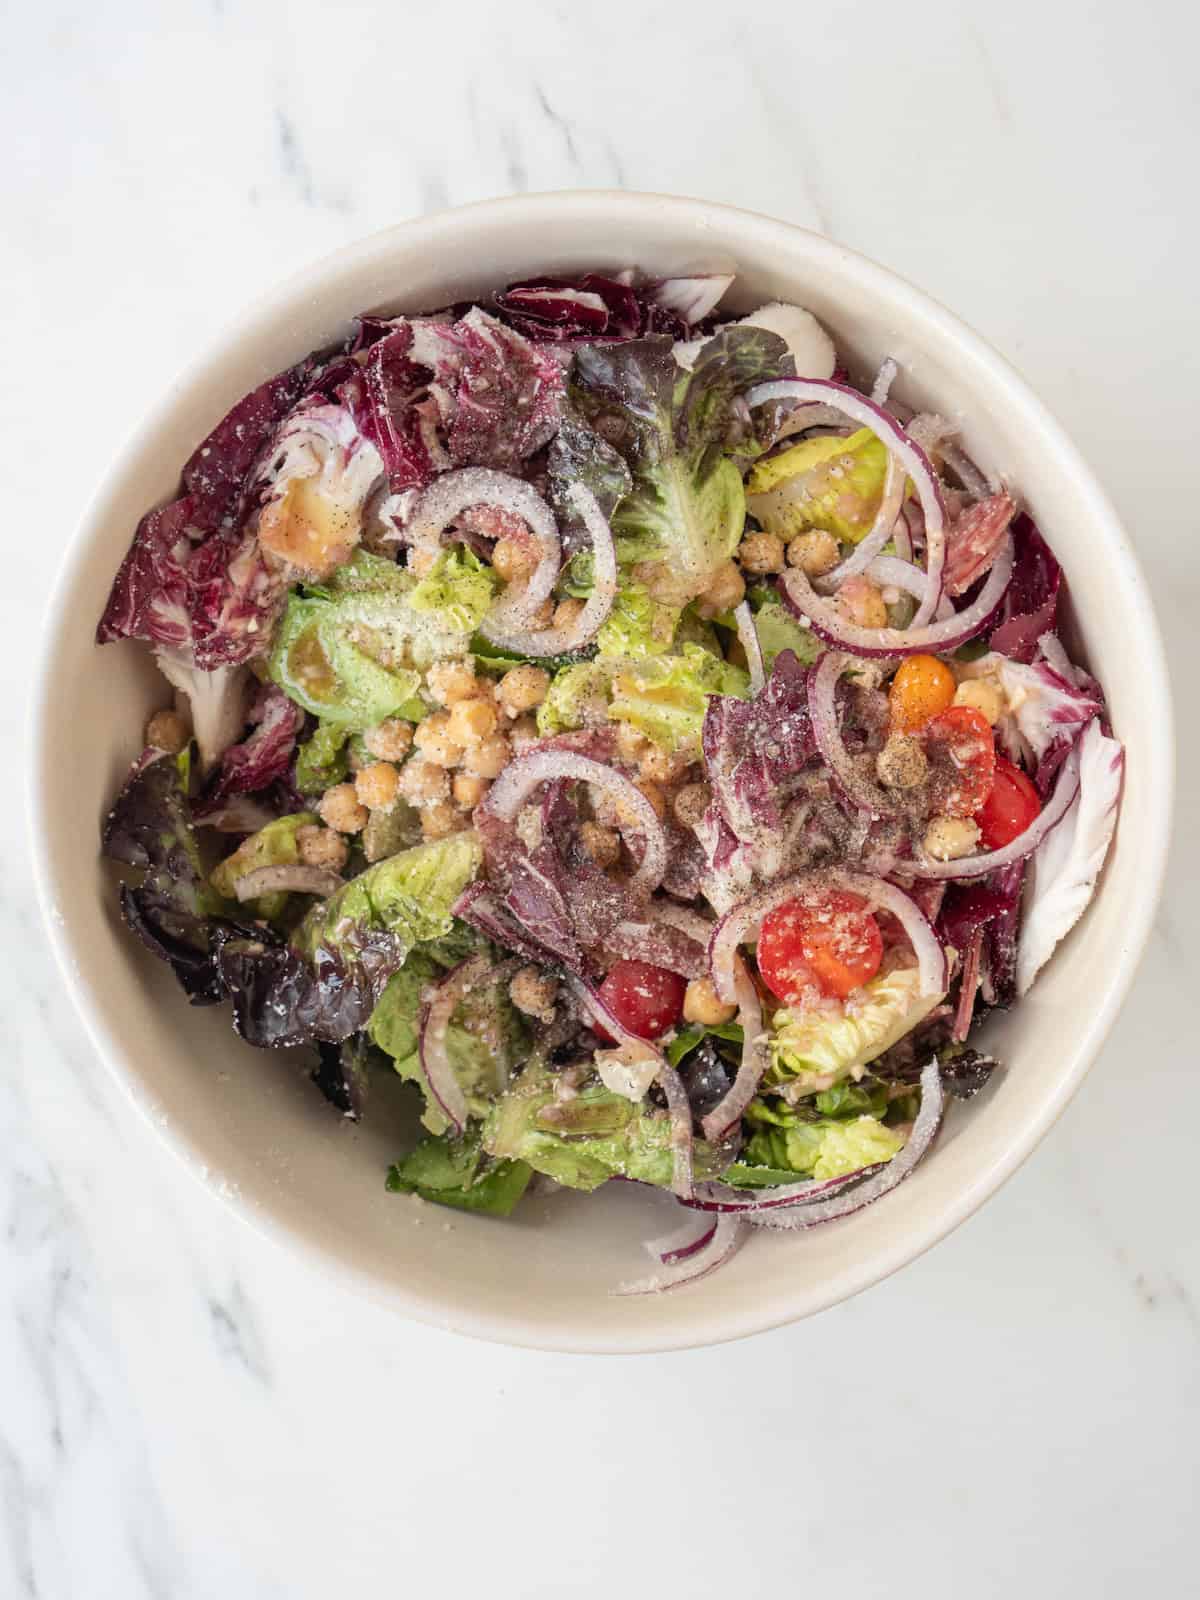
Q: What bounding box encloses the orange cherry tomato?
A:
[922,705,997,817]
[757,891,884,1003]
[888,654,957,732]
[977,756,1041,848]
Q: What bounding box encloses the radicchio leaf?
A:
[493,272,689,344]
[988,514,1061,661]
[194,683,305,822]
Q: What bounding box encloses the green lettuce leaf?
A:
[483,1062,724,1193]
[609,644,749,753]
[596,583,681,658]
[745,428,889,543]
[664,1020,744,1069]
[749,599,822,671]
[536,660,619,739]
[295,720,350,795]
[387,1130,531,1216]
[408,547,498,634]
[568,326,792,603]
[740,1106,905,1182]
[209,811,320,921]
[766,966,944,1094]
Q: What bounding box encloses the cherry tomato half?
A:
[595,960,686,1042]
[977,756,1041,849]
[757,891,884,1004]
[922,705,997,817]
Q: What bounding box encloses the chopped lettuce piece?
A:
[568,326,792,603]
[750,599,822,671]
[297,831,482,964]
[387,1130,531,1216]
[664,1021,744,1069]
[766,966,944,1093]
[610,644,749,754]
[739,1105,905,1181]
[408,546,498,634]
[484,1062,724,1193]
[746,428,889,543]
[269,551,470,729]
[596,583,681,658]
[209,811,320,920]
[368,937,528,1134]
[536,660,619,738]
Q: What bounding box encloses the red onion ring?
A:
[682,1165,884,1214]
[700,957,769,1142]
[861,556,954,619]
[478,483,617,656]
[567,976,694,1200]
[708,870,947,1005]
[870,356,898,407]
[231,864,343,901]
[750,1058,943,1230]
[733,601,766,693]
[780,534,1013,660]
[746,378,947,625]
[419,953,518,1134]
[902,736,1083,879]
[617,1213,745,1294]
[653,273,735,325]
[484,749,667,895]
[810,650,900,819]
[645,1213,718,1264]
[405,467,561,628]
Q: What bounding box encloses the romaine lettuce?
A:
[209,811,320,920]
[407,546,498,634]
[609,645,749,754]
[766,966,944,1093]
[745,428,889,543]
[387,1130,531,1216]
[737,1105,905,1182]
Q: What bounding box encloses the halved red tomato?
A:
[757,891,884,1003]
[922,705,997,817]
[977,756,1042,848]
[595,960,686,1041]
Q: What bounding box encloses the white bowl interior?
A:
[32,194,1172,1352]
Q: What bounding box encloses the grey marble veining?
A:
[5,0,1197,1593]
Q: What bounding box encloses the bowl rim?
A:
[28,190,1175,1353]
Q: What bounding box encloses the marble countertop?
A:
[6,1,1196,1593]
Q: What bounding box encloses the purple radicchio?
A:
[494,272,690,343]
[988,514,1062,661]
[194,683,305,823]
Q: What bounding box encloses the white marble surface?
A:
[5,0,1197,1593]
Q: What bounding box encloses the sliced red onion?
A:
[419,953,518,1134]
[708,870,947,1004]
[733,601,765,693]
[652,273,735,325]
[780,535,1013,660]
[617,1213,745,1294]
[814,452,907,593]
[651,902,715,945]
[870,356,898,407]
[862,556,953,619]
[478,483,617,656]
[404,468,561,628]
[682,1165,884,1214]
[941,440,996,500]
[606,900,712,977]
[567,976,694,1199]
[644,1213,718,1264]
[952,927,983,1041]
[903,738,1082,879]
[810,650,900,819]
[232,864,344,901]
[892,509,914,564]
[484,749,667,895]
[746,378,947,624]
[700,958,769,1142]
[751,1058,943,1230]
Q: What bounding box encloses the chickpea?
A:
[412,710,465,769]
[638,742,692,785]
[447,697,499,746]
[509,966,558,1024]
[875,733,928,790]
[452,772,490,811]
[623,780,667,822]
[553,597,586,631]
[497,665,551,715]
[615,721,649,764]
[425,659,479,706]
[530,597,556,628]
[491,536,537,583]
[508,714,539,748]
[953,677,1006,726]
[397,758,450,805]
[673,782,711,830]
[144,708,189,755]
[408,547,437,577]
[420,799,460,839]
[354,761,399,811]
[923,815,981,862]
[363,718,414,762]
[318,783,369,834]
[737,531,786,575]
[296,825,349,872]
[579,820,620,868]
[787,529,840,577]
[462,732,511,779]
[836,575,888,629]
[696,559,745,619]
[683,976,738,1027]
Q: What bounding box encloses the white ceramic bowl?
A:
[31,192,1172,1353]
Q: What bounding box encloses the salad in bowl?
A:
[96,268,1123,1292]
